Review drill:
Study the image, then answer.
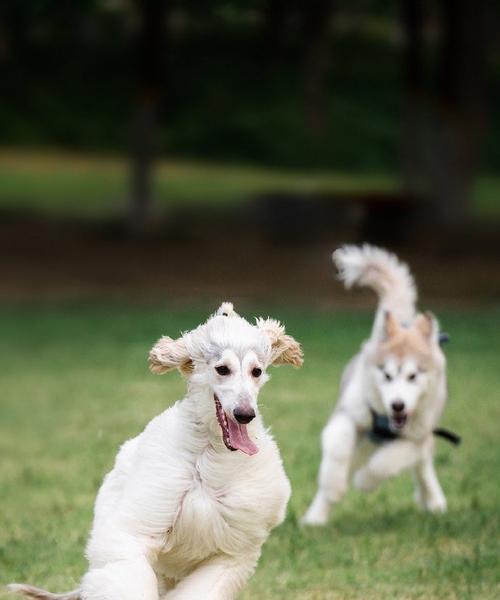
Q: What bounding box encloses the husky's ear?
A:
[414,311,438,342]
[383,310,400,340]
[256,318,303,368]
[149,336,193,375]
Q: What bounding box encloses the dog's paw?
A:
[300,495,330,526]
[300,511,329,527]
[425,495,447,514]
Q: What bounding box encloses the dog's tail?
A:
[7,584,81,600]
[333,244,416,327]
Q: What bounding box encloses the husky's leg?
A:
[353,439,419,492]
[81,556,159,600]
[414,455,447,513]
[302,413,357,525]
[163,552,259,600]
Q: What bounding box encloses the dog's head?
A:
[149,302,303,455]
[369,311,444,432]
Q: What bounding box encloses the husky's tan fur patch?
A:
[375,312,434,369]
[414,312,434,339]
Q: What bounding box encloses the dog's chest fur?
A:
[156,443,289,578]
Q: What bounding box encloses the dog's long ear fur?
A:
[256,318,303,368]
[149,336,193,375]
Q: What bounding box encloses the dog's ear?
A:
[256,318,303,368]
[414,311,437,341]
[383,310,400,340]
[149,336,193,375]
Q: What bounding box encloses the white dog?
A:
[302,244,456,526]
[10,303,302,600]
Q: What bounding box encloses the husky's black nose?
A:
[233,407,256,424]
[391,400,405,413]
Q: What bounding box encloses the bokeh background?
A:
[1,2,499,599]
[1,0,499,303]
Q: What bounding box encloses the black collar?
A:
[368,408,461,446]
[368,408,399,443]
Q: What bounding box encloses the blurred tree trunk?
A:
[401,0,488,225]
[302,0,335,139]
[128,0,167,237]
[432,0,487,224]
[401,0,425,201]
[262,0,289,69]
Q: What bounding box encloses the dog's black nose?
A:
[233,407,256,424]
[391,400,405,413]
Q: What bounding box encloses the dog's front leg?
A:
[81,556,159,600]
[302,413,357,526]
[163,552,260,600]
[353,439,420,492]
[413,454,447,513]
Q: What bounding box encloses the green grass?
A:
[0,150,399,218]
[473,176,500,219]
[1,305,499,599]
[1,149,498,221]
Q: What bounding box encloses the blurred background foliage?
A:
[1,0,498,170]
[1,1,406,169]
[0,1,498,301]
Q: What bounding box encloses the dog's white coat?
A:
[302,245,449,526]
[11,304,302,600]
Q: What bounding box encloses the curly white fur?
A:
[10,303,303,600]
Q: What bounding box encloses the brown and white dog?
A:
[302,245,449,526]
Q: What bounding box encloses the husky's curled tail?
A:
[7,584,80,600]
[333,244,417,333]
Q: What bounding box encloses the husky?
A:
[302,244,455,526]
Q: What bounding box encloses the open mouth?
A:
[390,413,408,430]
[214,395,258,456]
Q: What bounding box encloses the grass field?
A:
[1,305,499,599]
[0,149,499,220]
[0,150,398,217]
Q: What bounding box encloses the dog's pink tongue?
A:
[227,419,259,455]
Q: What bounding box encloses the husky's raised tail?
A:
[7,584,80,600]
[333,243,417,327]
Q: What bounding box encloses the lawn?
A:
[1,305,499,599]
[0,149,398,218]
[0,149,499,220]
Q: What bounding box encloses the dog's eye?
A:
[384,372,393,382]
[215,365,231,376]
[407,372,417,382]
[251,367,262,378]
